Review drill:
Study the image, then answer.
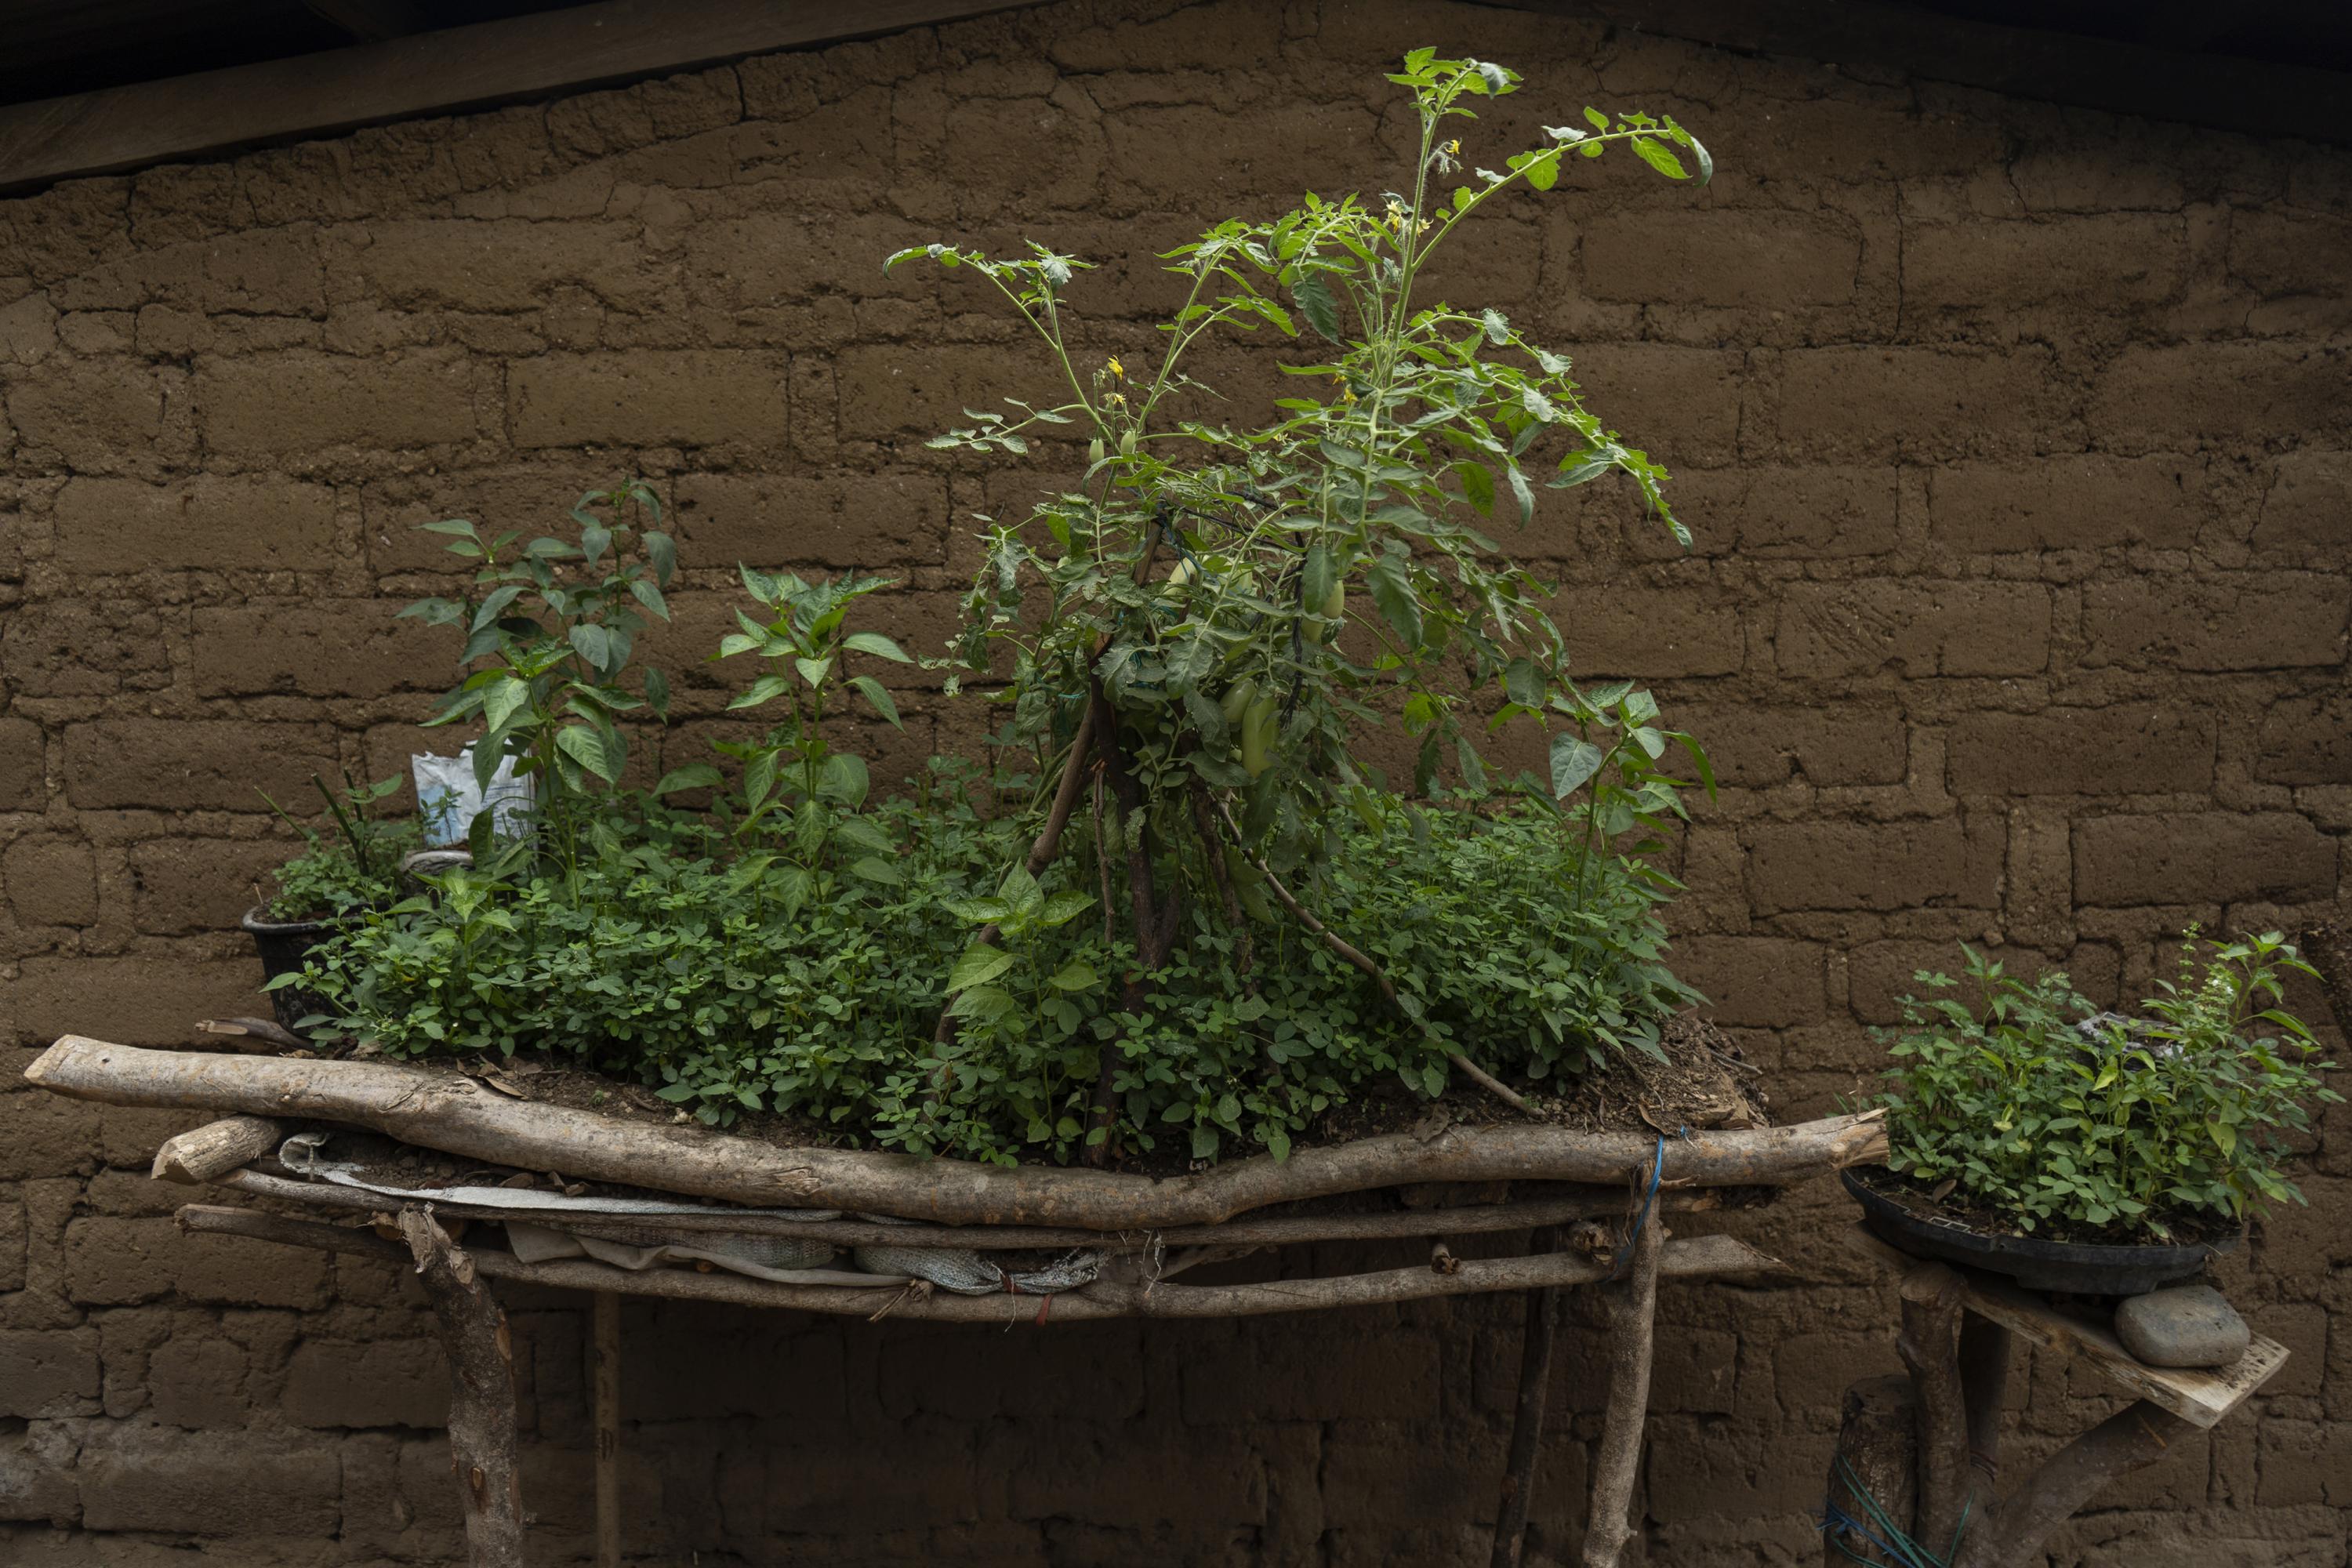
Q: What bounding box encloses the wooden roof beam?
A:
[0,0,1044,194]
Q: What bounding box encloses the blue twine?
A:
[1605,1132,1673,1282]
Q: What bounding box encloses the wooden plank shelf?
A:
[1846,1222,2287,1429]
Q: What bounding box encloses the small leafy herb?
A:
[1875,935,2339,1239]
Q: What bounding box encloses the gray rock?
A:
[2114,1284,2249,1369]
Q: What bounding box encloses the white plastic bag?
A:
[411,746,533,847]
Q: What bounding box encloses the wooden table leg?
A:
[593,1290,622,1568]
[1490,1225,1564,1568]
[400,1207,525,1568]
[1581,1214,1664,1568]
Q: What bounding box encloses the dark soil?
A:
[1848,1162,2239,1250]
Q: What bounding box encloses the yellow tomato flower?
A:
[1106,355,1124,377]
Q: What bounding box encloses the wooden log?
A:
[1958,1316,2011,1515]
[206,1163,1730,1250]
[1896,1261,1973,1559]
[1581,1211,1664,1568]
[33,1039,1886,1229]
[1489,1225,1565,1568]
[174,1204,1782,1323]
[1959,1400,2188,1568]
[1822,1374,1918,1567]
[152,1116,285,1184]
[591,1292,621,1568]
[397,1208,524,1568]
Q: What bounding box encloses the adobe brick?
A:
[1581,209,1859,307]
[673,469,947,571]
[2256,694,2352,786]
[358,459,620,573]
[197,348,480,452]
[129,837,296,933]
[1644,1418,1831,1522]
[63,718,339,811]
[53,474,339,572]
[0,599,173,695]
[3,836,97,926]
[1670,935,1828,1026]
[1570,343,1745,466]
[2254,450,2351,557]
[0,1421,78,1523]
[1774,346,2067,460]
[1928,455,2204,552]
[0,1328,100,1417]
[1103,100,1374,203]
[1733,465,1897,557]
[0,1189,22,1291]
[1679,703,1909,788]
[0,716,44,808]
[2082,574,2347,671]
[77,1425,342,1536]
[191,599,443,698]
[0,1095,101,1180]
[1744,99,2005,183]
[284,1337,450,1428]
[5,361,171,470]
[1178,1327,1439,1422]
[350,218,661,312]
[684,211,937,312]
[55,229,324,314]
[147,1334,249,1428]
[15,954,263,1045]
[509,349,787,448]
[753,1429,982,1534]
[1903,214,2186,307]
[0,292,57,364]
[64,1215,332,1308]
[1946,705,2216,797]
[1553,584,1743,677]
[1772,580,2051,678]
[1847,939,2121,1025]
[834,341,1037,443]
[2090,343,2351,450]
[2074,811,2336,906]
[1750,818,2002,914]
[2227,211,2352,307]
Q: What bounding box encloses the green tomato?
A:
[1219,677,1258,726]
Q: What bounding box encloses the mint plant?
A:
[1876,936,2339,1239]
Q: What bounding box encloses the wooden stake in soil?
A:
[1490,1224,1566,1568]
[397,1206,525,1568]
[592,1290,622,1568]
[1581,1206,1664,1568]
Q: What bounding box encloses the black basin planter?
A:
[1842,1166,2239,1297]
[239,905,351,1034]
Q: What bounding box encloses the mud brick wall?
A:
[2,0,2347,1562]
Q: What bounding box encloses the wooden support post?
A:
[1581,1213,1664,1568]
[1895,1260,1973,1557]
[1490,1225,1564,1568]
[1958,1399,2187,1568]
[1822,1374,1919,1566]
[399,1207,525,1568]
[593,1291,622,1568]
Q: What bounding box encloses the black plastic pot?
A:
[1843,1167,2238,1297]
[239,905,347,1035]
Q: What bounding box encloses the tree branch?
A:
[1490,1224,1566,1568]
[1968,1400,2188,1568]
[1896,1261,1973,1559]
[398,1206,524,1568]
[1581,1203,1664,1567]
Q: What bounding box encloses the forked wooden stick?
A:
[396,1207,524,1568]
